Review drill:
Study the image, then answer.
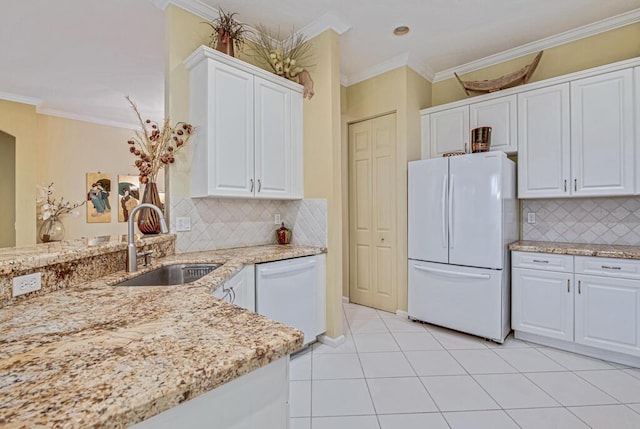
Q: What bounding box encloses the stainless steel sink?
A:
[114,263,220,286]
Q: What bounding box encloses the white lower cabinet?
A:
[131,356,289,429]
[575,274,640,356]
[212,265,255,311]
[512,268,573,341]
[512,251,640,365]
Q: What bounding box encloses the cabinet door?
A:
[575,275,640,356]
[470,95,517,153]
[208,62,255,197]
[517,84,570,198]
[571,69,634,197]
[512,268,573,341]
[231,265,256,312]
[254,77,291,199]
[429,106,470,157]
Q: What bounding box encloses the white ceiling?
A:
[2,0,640,127]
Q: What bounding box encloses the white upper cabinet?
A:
[517,84,571,198]
[186,46,303,200]
[429,105,470,157]
[469,95,517,154]
[570,69,634,197]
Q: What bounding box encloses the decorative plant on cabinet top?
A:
[203,7,250,58]
[251,25,315,100]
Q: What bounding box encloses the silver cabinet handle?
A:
[574,179,577,192]
[601,265,621,270]
[532,259,549,264]
[578,280,581,294]
[441,175,447,248]
[250,179,254,192]
[567,279,570,293]
[564,180,567,192]
[258,179,262,192]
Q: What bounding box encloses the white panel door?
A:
[408,260,504,341]
[408,158,449,264]
[512,268,574,341]
[469,95,517,154]
[210,62,255,197]
[517,83,570,198]
[575,275,640,356]
[448,153,503,269]
[420,113,430,159]
[254,77,291,199]
[231,265,256,312]
[429,106,470,157]
[571,69,634,196]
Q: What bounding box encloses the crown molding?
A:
[36,106,138,130]
[344,53,410,87]
[151,0,218,21]
[433,8,640,82]
[299,11,352,40]
[407,55,436,82]
[0,91,41,106]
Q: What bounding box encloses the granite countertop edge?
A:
[509,240,640,260]
[0,244,326,429]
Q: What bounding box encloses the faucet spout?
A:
[126,203,168,272]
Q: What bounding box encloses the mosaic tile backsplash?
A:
[170,198,327,253]
[522,197,640,245]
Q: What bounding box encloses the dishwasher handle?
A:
[259,259,317,277]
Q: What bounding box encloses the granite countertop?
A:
[509,240,640,260]
[0,234,177,275]
[0,244,325,429]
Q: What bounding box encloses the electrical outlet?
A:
[274,213,281,225]
[175,217,191,232]
[12,272,42,297]
[527,212,536,224]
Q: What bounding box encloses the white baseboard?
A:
[318,334,346,348]
[342,296,350,303]
[396,310,409,319]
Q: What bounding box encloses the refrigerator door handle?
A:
[448,175,454,249]
[414,265,491,280]
[441,175,447,248]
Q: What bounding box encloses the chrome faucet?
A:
[127,203,169,272]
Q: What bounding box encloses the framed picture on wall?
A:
[86,173,112,223]
[118,175,140,223]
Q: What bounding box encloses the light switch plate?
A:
[274,213,281,225]
[175,217,191,232]
[527,212,536,224]
[13,272,42,297]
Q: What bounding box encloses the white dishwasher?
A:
[256,254,326,346]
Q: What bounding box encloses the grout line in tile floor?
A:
[291,302,640,429]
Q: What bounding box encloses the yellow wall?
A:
[0,131,16,247]
[36,114,136,240]
[0,100,37,246]
[344,67,431,310]
[301,30,344,338]
[433,22,640,106]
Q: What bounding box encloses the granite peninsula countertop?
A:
[0,244,325,429]
[509,240,640,260]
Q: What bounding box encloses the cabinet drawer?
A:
[512,251,573,272]
[575,256,640,280]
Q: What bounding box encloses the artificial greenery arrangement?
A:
[203,7,250,57]
[251,24,315,99]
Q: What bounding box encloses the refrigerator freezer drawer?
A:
[408,260,507,342]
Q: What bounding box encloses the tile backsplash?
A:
[522,197,640,245]
[170,198,327,253]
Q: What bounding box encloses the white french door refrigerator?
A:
[408,152,517,342]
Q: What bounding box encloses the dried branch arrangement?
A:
[203,7,250,55]
[125,96,194,184]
